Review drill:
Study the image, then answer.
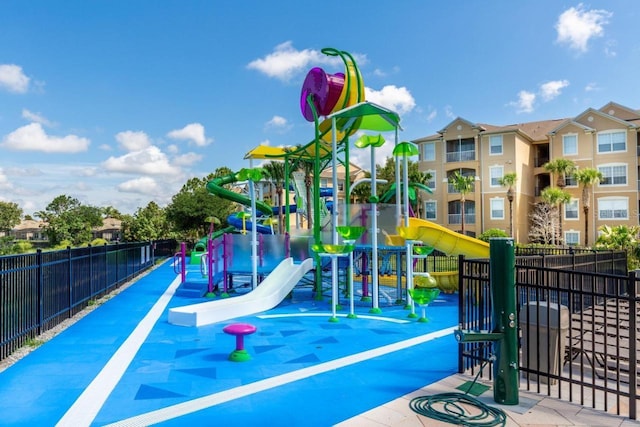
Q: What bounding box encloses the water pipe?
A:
[180,242,186,283]
[207,238,214,294]
[454,238,519,405]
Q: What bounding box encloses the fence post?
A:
[115,242,119,285]
[457,254,465,373]
[89,244,93,298]
[37,249,43,334]
[67,246,72,317]
[628,271,637,420]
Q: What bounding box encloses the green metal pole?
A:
[284,154,290,234]
[307,94,323,300]
[490,237,519,405]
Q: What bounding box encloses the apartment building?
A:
[412,101,640,245]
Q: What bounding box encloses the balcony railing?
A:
[446,150,475,163]
[448,213,476,225]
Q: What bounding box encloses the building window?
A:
[422,142,435,162]
[424,200,436,220]
[565,231,580,246]
[489,135,503,155]
[425,170,436,190]
[490,198,504,220]
[563,134,577,156]
[598,197,628,220]
[598,164,627,186]
[489,165,503,187]
[564,172,578,187]
[597,130,626,153]
[565,199,579,220]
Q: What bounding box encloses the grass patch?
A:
[25,338,45,348]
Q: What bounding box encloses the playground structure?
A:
[169,47,492,325]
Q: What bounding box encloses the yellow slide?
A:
[397,217,489,258]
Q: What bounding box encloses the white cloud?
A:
[365,85,416,115]
[247,41,339,82]
[556,4,612,53]
[99,144,112,151]
[0,64,30,93]
[1,123,90,152]
[539,80,569,101]
[22,109,54,127]
[0,168,13,190]
[115,130,151,152]
[426,108,437,123]
[444,105,455,119]
[102,146,180,175]
[117,177,162,195]
[584,82,599,92]
[510,90,536,113]
[264,115,292,133]
[72,167,98,177]
[173,152,203,166]
[166,144,179,154]
[167,123,211,146]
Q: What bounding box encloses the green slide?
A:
[206,173,272,216]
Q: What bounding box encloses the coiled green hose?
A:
[409,392,507,426]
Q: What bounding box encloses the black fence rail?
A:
[515,246,607,257]
[458,250,639,419]
[0,239,176,362]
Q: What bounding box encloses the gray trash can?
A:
[519,301,569,384]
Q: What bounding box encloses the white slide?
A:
[168,257,314,327]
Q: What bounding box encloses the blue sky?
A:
[0,1,637,215]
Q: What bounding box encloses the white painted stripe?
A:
[105,326,457,427]
[257,312,411,324]
[56,274,182,427]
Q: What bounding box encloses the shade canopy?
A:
[328,101,401,133]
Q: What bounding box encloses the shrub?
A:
[478,228,508,242]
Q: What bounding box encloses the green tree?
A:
[448,171,475,234]
[165,168,235,239]
[36,195,103,246]
[595,224,640,269]
[102,206,123,220]
[540,187,571,245]
[263,161,286,233]
[0,201,22,232]
[573,167,603,246]
[122,201,172,241]
[497,172,517,238]
[350,171,372,204]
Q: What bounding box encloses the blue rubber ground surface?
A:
[0,259,458,427]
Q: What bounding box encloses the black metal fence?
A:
[458,250,638,419]
[0,240,176,361]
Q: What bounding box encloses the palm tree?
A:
[263,161,286,233]
[448,171,475,234]
[573,168,603,246]
[292,156,314,229]
[544,158,576,189]
[544,159,576,245]
[409,170,434,218]
[497,172,517,238]
[540,187,571,245]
